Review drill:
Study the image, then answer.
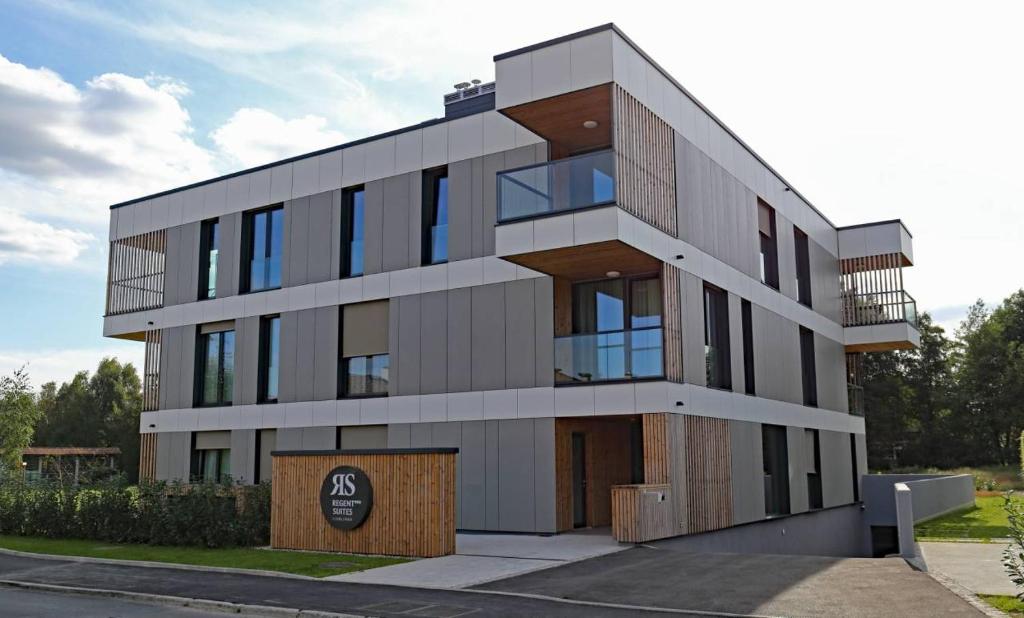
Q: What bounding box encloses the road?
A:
[0,586,230,617]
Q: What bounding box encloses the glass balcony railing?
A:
[554,327,663,384]
[842,290,918,329]
[497,149,616,223]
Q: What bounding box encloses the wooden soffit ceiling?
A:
[501,84,612,155]
[502,240,660,281]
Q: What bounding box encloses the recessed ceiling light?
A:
[582,120,599,129]
[606,270,621,278]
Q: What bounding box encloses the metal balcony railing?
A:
[842,290,918,329]
[848,383,865,416]
[554,327,663,384]
[497,149,616,223]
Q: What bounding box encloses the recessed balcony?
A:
[497,149,616,223]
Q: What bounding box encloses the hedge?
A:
[0,475,271,548]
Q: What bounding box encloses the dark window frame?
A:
[850,433,861,502]
[191,447,230,483]
[758,199,780,290]
[703,283,732,390]
[341,186,365,278]
[339,353,390,399]
[806,428,823,510]
[257,315,280,404]
[741,299,755,395]
[194,328,234,407]
[762,424,791,517]
[240,204,284,293]
[794,226,812,307]
[421,167,449,266]
[198,218,220,301]
[799,326,818,407]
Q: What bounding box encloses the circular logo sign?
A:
[319,466,373,530]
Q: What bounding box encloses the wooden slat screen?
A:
[683,415,733,534]
[661,265,683,382]
[138,433,157,482]
[106,230,166,315]
[142,329,161,412]
[642,413,670,484]
[613,85,677,236]
[611,484,674,543]
[271,451,456,558]
[839,252,913,327]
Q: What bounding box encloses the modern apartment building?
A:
[106,24,919,541]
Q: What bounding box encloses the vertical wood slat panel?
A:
[611,483,673,543]
[138,433,157,481]
[661,265,683,382]
[613,85,677,236]
[683,415,733,534]
[642,413,669,484]
[271,451,456,558]
[106,230,167,316]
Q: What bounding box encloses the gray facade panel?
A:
[820,430,854,508]
[681,271,707,386]
[460,421,487,530]
[329,190,343,280]
[285,197,309,288]
[485,420,500,530]
[431,422,463,527]
[362,180,384,274]
[470,157,486,258]
[533,277,555,387]
[382,174,412,272]
[533,417,557,532]
[216,213,239,299]
[447,159,473,262]
[313,306,339,400]
[787,425,810,515]
[178,325,196,408]
[302,426,337,450]
[472,284,506,391]
[815,332,848,413]
[504,279,536,389]
[277,312,298,403]
[407,172,423,270]
[396,295,422,396]
[729,420,765,525]
[163,225,182,306]
[447,288,473,393]
[275,427,302,451]
[498,419,536,531]
[177,222,201,306]
[420,292,449,394]
[236,316,260,405]
[306,191,334,285]
[386,424,411,448]
[159,326,180,410]
[258,429,276,483]
[156,431,191,481]
[294,309,317,402]
[410,423,432,447]
[727,293,745,393]
[229,429,256,484]
[775,215,797,302]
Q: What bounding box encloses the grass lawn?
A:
[981,595,1024,615]
[915,495,1017,541]
[0,535,408,578]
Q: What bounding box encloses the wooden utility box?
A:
[270,448,457,558]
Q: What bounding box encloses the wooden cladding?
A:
[142,330,161,412]
[611,484,674,543]
[106,230,166,315]
[554,416,637,531]
[642,413,670,484]
[271,451,456,558]
[683,415,733,534]
[613,85,677,236]
[661,265,683,383]
[840,252,915,327]
[138,433,157,482]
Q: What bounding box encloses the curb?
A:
[925,570,1008,618]
[0,579,362,617]
[0,546,321,581]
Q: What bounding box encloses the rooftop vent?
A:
[444,79,496,106]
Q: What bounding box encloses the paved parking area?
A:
[479,546,984,617]
[920,541,1016,596]
[326,530,625,588]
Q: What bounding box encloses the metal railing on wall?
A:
[840,252,917,328]
[106,230,166,315]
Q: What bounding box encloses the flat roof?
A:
[495,23,838,229]
[836,218,913,238]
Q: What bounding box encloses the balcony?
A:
[842,291,918,329]
[554,327,663,384]
[839,247,920,352]
[497,149,615,223]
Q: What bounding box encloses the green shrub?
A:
[0,475,270,548]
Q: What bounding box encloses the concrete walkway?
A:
[326,530,626,589]
[921,541,1017,596]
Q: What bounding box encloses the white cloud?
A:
[0,208,93,266]
[211,108,346,168]
[0,344,144,391]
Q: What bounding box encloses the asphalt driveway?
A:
[477,546,983,617]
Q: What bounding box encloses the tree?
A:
[0,367,41,472]
[33,358,144,481]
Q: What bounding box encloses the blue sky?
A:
[1,0,1021,387]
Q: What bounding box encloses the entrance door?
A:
[572,432,587,528]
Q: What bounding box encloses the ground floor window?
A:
[194,448,230,483]
[342,354,389,397]
[762,424,790,516]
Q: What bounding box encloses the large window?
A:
[741,299,755,395]
[794,227,812,307]
[703,284,732,390]
[242,206,283,292]
[556,276,663,383]
[339,301,390,398]
[198,219,219,300]
[342,354,390,397]
[806,429,823,509]
[196,326,234,406]
[422,168,448,265]
[191,432,231,483]
[758,199,779,290]
[762,424,791,516]
[258,316,280,403]
[341,187,364,277]
[799,326,818,407]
